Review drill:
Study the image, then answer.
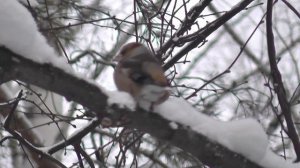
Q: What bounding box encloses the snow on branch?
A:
[0,1,72,74]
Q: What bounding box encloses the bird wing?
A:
[129,70,153,85]
[141,61,168,86]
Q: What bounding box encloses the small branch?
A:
[3,90,23,128]
[133,0,139,42]
[158,0,212,57]
[281,0,300,20]
[47,117,101,154]
[78,145,95,168]
[73,143,84,168]
[185,13,264,99]
[2,90,67,168]
[163,0,254,70]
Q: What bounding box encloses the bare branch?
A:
[162,0,254,70]
[266,0,300,162]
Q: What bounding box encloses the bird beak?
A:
[113,54,122,62]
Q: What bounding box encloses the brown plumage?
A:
[113,42,169,108]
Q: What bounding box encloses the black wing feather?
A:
[129,71,154,85]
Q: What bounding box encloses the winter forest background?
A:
[0,0,300,167]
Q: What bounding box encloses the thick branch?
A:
[266,0,300,162]
[0,47,262,168]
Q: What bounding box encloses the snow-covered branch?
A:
[0,46,262,168]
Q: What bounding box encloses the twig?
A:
[78,145,95,168]
[185,12,264,99]
[158,0,213,57]
[280,130,287,160]
[133,0,139,42]
[44,0,70,62]
[4,90,23,128]
[73,143,84,168]
[47,117,101,154]
[281,0,300,20]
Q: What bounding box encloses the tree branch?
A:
[0,46,262,167]
[266,0,300,162]
[158,0,212,57]
[162,0,254,70]
[2,90,66,168]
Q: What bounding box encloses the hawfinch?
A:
[113,42,170,110]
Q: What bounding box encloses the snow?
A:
[169,122,178,130]
[154,97,300,168]
[0,1,72,74]
[259,150,300,168]
[140,85,169,102]
[0,1,118,105]
[0,1,133,111]
[137,85,171,111]
[173,36,179,42]
[105,91,136,111]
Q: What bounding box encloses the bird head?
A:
[113,42,150,62]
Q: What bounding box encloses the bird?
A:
[113,42,170,110]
